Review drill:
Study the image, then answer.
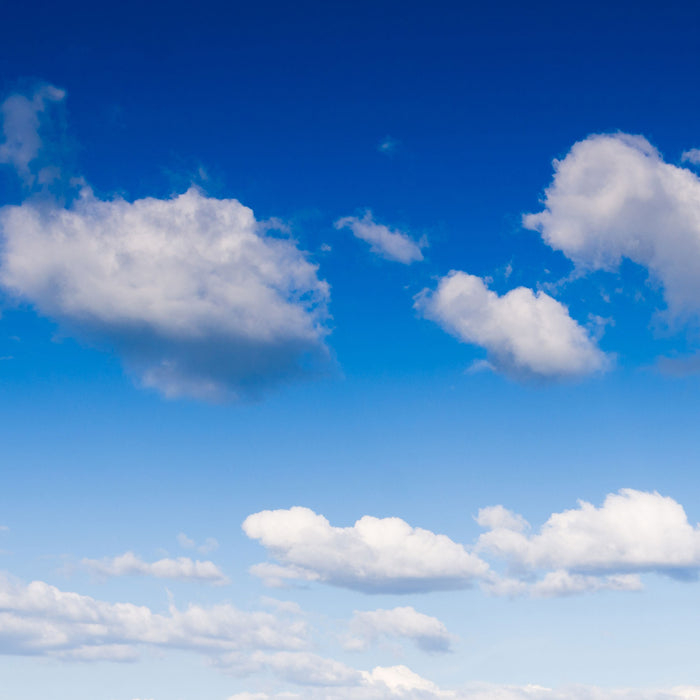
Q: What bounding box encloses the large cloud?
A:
[242,506,489,593]
[523,133,700,322]
[335,212,425,264]
[415,271,608,380]
[0,186,330,400]
[477,489,700,579]
[244,491,700,598]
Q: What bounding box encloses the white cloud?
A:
[227,661,455,699]
[248,562,320,589]
[453,684,700,700]
[253,651,362,686]
[523,133,700,323]
[0,573,309,660]
[244,490,700,599]
[681,148,700,166]
[227,661,700,700]
[228,679,700,700]
[483,571,643,598]
[475,505,528,532]
[335,212,425,264]
[477,489,700,579]
[0,84,65,184]
[345,606,454,653]
[82,552,229,585]
[243,507,489,594]
[415,271,609,380]
[0,186,330,400]
[177,532,219,554]
[54,644,139,662]
[528,570,643,597]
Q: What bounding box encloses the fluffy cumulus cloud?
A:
[242,506,489,593]
[345,606,454,653]
[415,271,609,380]
[523,133,700,322]
[477,489,700,581]
[0,83,65,184]
[0,186,330,400]
[81,552,229,585]
[335,212,425,264]
[0,573,309,661]
[244,490,700,598]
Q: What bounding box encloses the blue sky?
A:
[3,2,700,699]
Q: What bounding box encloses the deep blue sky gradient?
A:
[3,2,700,697]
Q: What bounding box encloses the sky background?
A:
[3,2,700,699]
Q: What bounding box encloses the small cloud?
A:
[335,211,425,264]
[682,148,700,165]
[82,551,230,585]
[377,136,399,154]
[465,359,494,375]
[345,606,455,653]
[177,533,219,554]
[0,83,66,185]
[176,532,195,549]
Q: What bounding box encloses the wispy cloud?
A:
[335,211,425,264]
[0,83,65,185]
[0,574,308,661]
[377,136,399,155]
[176,533,219,554]
[82,552,230,585]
